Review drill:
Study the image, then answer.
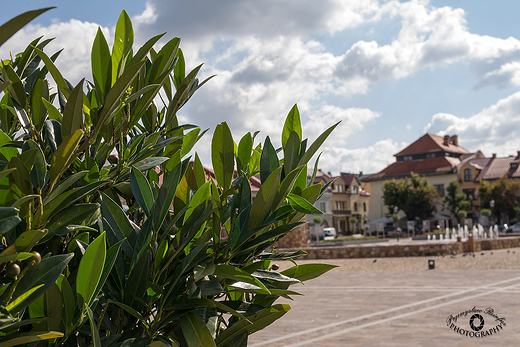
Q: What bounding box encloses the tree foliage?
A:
[382,172,439,221]
[0,8,338,346]
[477,176,520,223]
[443,180,470,218]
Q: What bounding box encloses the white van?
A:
[323,227,337,239]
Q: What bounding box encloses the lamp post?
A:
[393,206,399,242]
[491,199,495,225]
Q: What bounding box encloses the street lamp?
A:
[393,206,399,242]
[490,199,495,226]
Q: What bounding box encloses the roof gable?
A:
[395,134,469,157]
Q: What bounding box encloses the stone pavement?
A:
[248,248,520,346]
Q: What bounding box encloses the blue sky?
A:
[2,0,520,174]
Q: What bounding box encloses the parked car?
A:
[323,227,337,238]
[506,222,520,233]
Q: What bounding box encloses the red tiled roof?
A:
[479,157,520,180]
[365,157,459,181]
[395,134,470,157]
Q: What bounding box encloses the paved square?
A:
[249,248,520,346]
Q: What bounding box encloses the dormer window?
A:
[351,186,358,194]
[464,168,472,182]
[426,153,435,159]
[512,163,518,169]
[403,155,412,161]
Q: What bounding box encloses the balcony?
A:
[332,209,351,216]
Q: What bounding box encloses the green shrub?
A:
[0,8,339,347]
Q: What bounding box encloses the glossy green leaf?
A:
[173,47,185,89]
[215,304,290,347]
[0,7,54,48]
[237,132,253,174]
[272,165,305,210]
[34,46,70,98]
[110,301,147,325]
[260,136,279,184]
[133,156,169,172]
[95,59,145,135]
[211,122,234,191]
[45,203,100,238]
[154,160,187,229]
[181,128,201,157]
[112,10,134,82]
[86,306,101,347]
[281,104,301,148]
[0,251,33,265]
[24,140,46,188]
[0,331,64,347]
[0,130,18,161]
[248,167,282,230]
[7,156,31,196]
[256,250,307,260]
[154,239,168,272]
[297,121,340,167]
[184,181,211,223]
[123,249,149,308]
[11,253,73,314]
[0,207,21,235]
[61,78,85,139]
[91,27,111,100]
[281,263,338,282]
[6,284,44,312]
[77,232,106,309]
[283,131,300,177]
[287,193,322,214]
[130,166,154,217]
[60,275,75,334]
[49,129,84,190]
[11,194,38,208]
[41,97,62,121]
[127,33,165,68]
[251,269,299,283]
[31,79,44,130]
[214,264,270,295]
[100,192,134,256]
[2,64,26,107]
[180,311,217,347]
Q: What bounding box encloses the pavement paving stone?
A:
[248,248,520,346]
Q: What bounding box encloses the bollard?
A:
[468,234,475,253]
[428,259,435,270]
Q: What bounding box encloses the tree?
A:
[478,176,520,224]
[383,172,439,221]
[457,210,467,224]
[0,8,339,346]
[443,180,471,219]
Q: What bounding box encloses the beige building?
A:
[363,134,472,228]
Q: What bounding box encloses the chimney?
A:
[359,171,363,176]
[450,135,458,146]
[492,153,496,159]
[443,135,450,146]
[517,151,520,159]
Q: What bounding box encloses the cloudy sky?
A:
[2,0,520,175]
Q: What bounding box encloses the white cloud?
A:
[319,139,407,175]
[425,91,520,156]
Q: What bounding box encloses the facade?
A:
[363,133,471,228]
[310,170,370,235]
[458,151,520,223]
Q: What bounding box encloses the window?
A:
[337,185,344,193]
[351,186,358,194]
[335,201,345,210]
[363,202,367,212]
[403,155,412,161]
[426,153,435,159]
[435,184,445,197]
[462,188,475,201]
[512,163,518,169]
[319,202,327,213]
[464,168,472,182]
[354,202,358,212]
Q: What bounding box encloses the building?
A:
[458,151,520,223]
[363,134,471,227]
[310,170,370,235]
